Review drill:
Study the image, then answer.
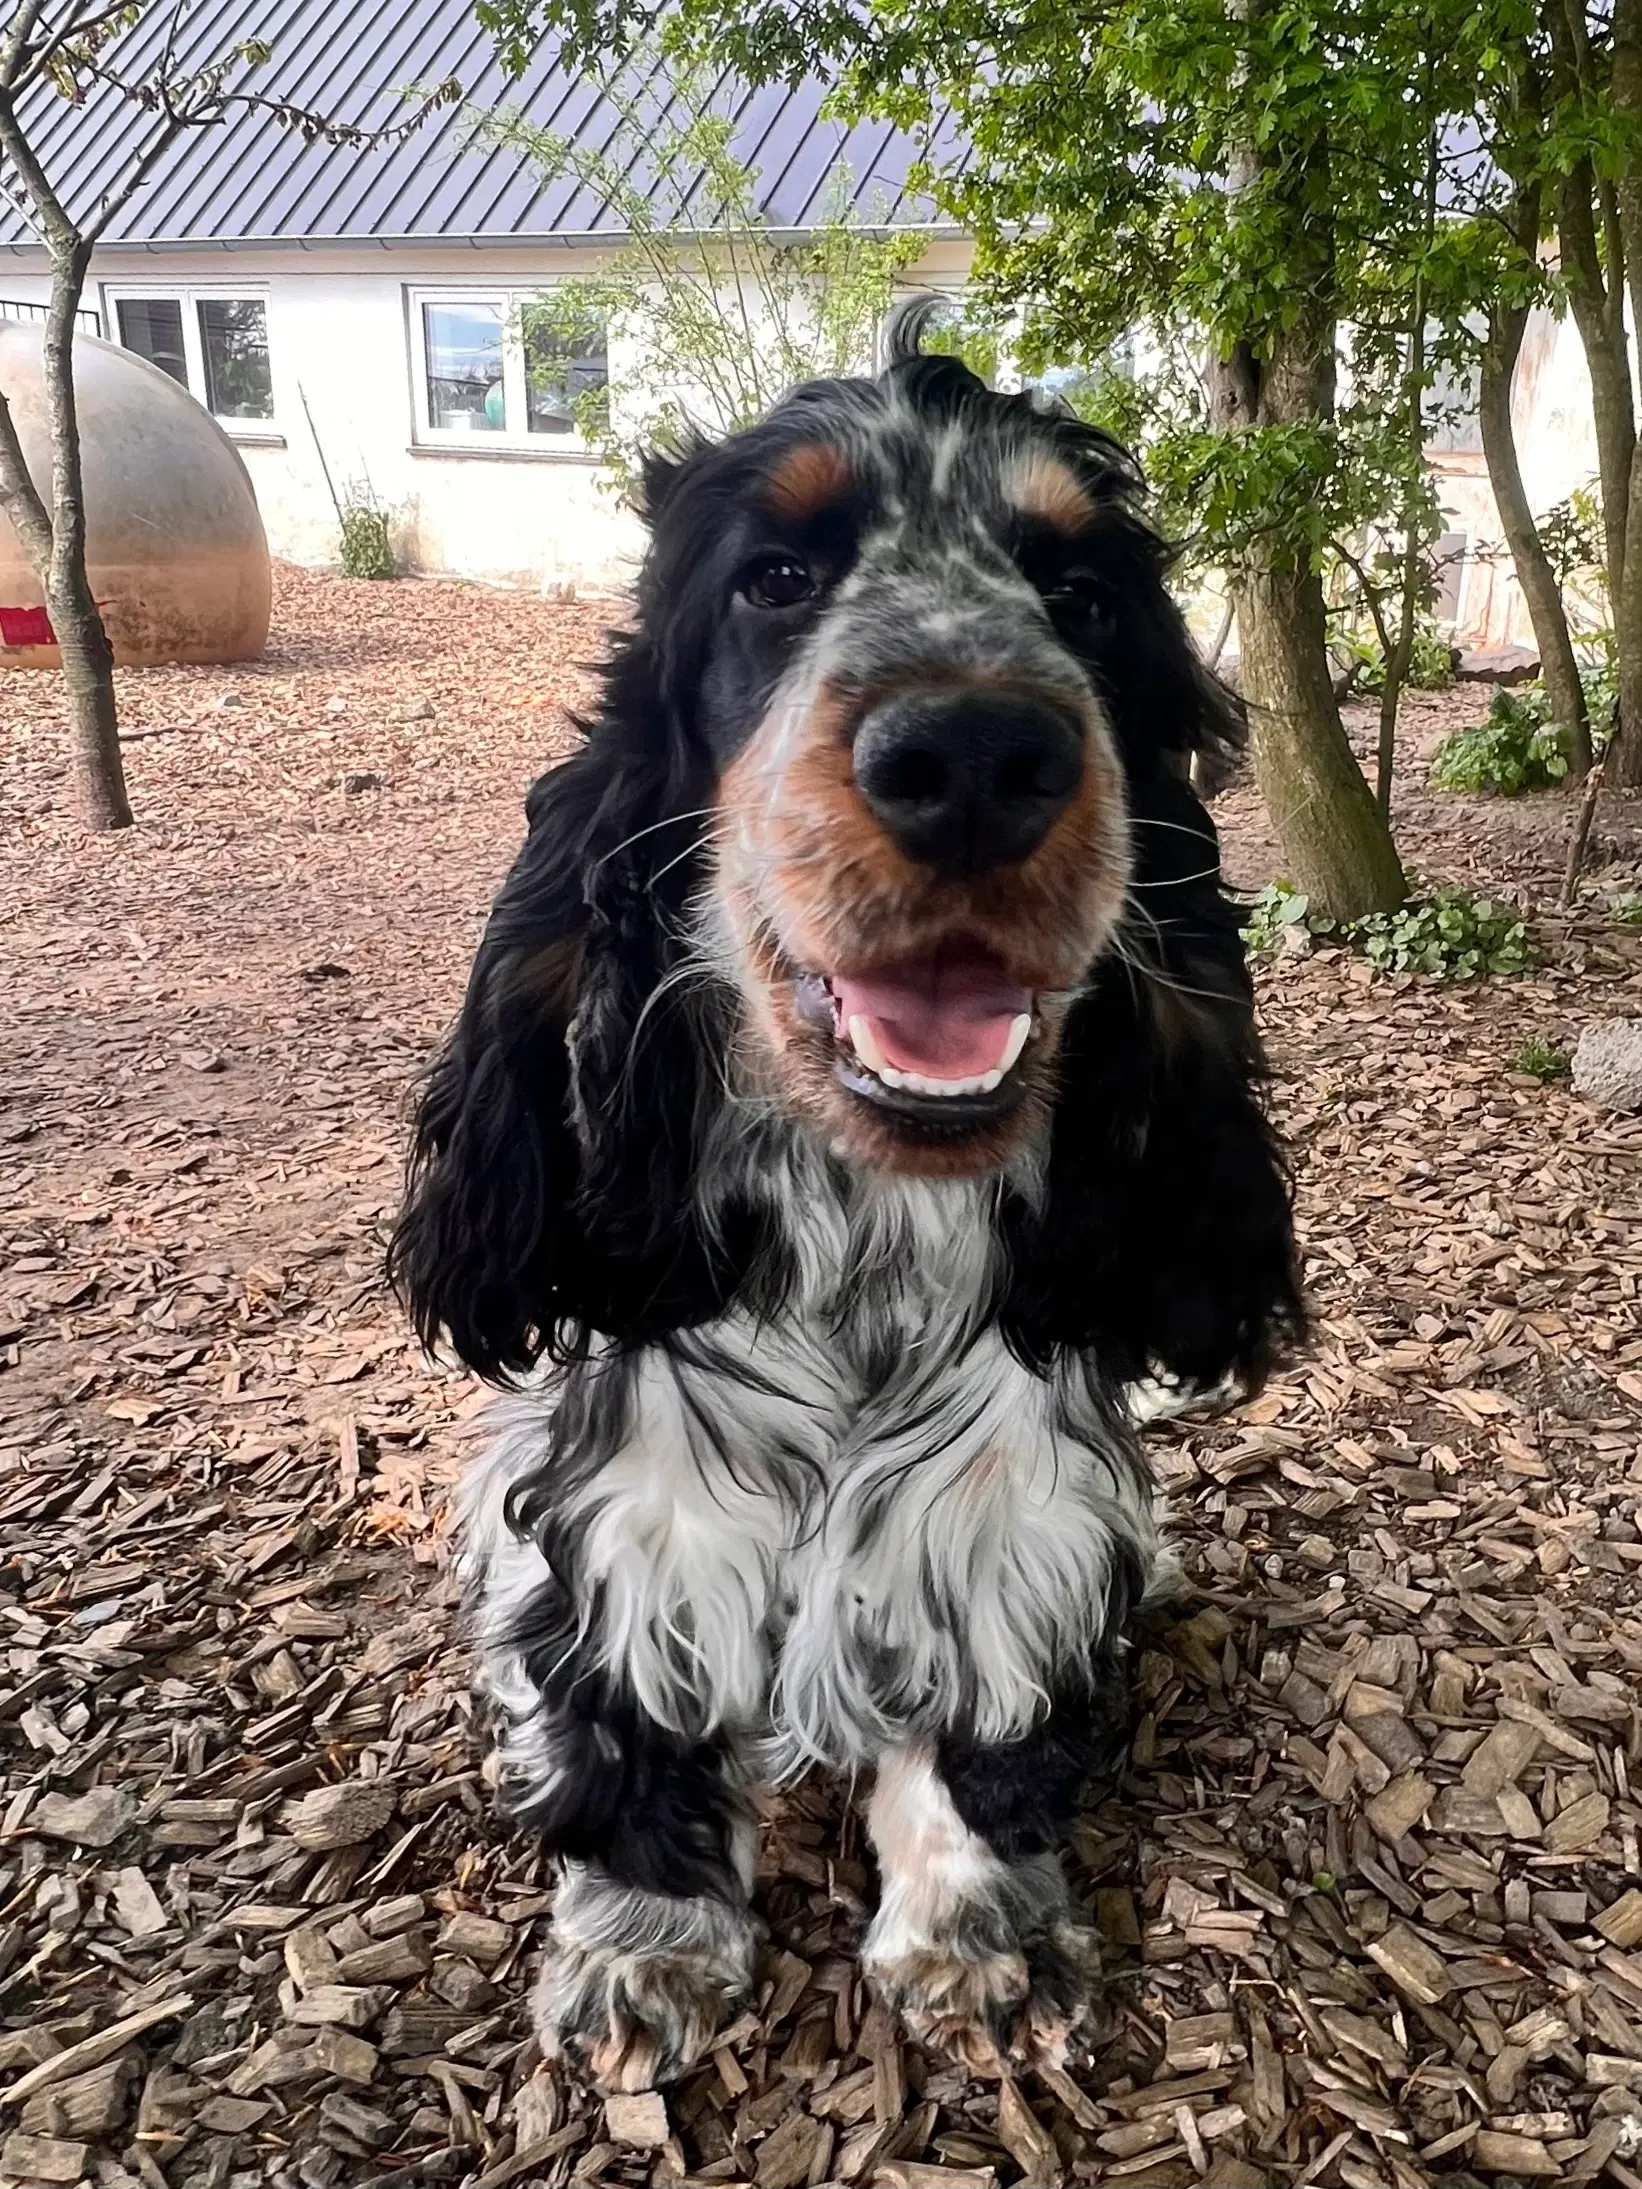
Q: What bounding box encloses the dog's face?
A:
[640,359,1204,1179]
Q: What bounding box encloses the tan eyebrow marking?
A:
[764,440,854,521]
[1008,452,1096,536]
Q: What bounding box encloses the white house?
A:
[0,0,1605,644]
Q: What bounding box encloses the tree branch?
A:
[0,0,50,93]
[0,381,52,569]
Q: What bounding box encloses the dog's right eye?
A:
[740,554,817,610]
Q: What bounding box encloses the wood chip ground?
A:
[2,567,1641,2186]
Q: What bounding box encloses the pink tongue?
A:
[831,950,1032,1078]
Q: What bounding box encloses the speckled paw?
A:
[535,1935,752,2091]
[865,1941,1033,2075]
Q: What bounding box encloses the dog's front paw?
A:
[536,1935,752,2088]
[863,1864,1101,2075]
[1012,1913,1102,2068]
[536,1871,759,2089]
[864,1934,1032,2074]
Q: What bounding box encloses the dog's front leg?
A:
[465,1369,784,2089]
[862,1733,1103,2073]
[537,1812,760,2091]
[485,1618,761,2086]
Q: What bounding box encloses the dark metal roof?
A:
[0,1,961,250]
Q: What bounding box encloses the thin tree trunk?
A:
[1554,164,1635,599]
[1480,301,1593,777]
[41,241,129,828]
[1613,456,1642,787]
[0,75,131,831]
[1374,115,1443,820]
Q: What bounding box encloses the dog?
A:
[391,303,1302,2090]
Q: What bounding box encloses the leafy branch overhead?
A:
[477,64,923,496]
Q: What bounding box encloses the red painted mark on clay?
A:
[0,603,55,645]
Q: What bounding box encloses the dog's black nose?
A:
[852,688,1085,877]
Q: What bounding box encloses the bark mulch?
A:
[2,567,1640,2189]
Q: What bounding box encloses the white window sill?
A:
[407,440,599,465]
[223,428,286,448]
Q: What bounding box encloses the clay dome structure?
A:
[0,320,270,666]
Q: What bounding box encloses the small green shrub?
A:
[1430,687,1570,795]
[339,497,396,580]
[1335,617,1454,695]
[1351,886,1532,978]
[1607,891,1642,926]
[1510,1037,1571,1081]
[1244,879,1315,956]
[1246,877,1532,981]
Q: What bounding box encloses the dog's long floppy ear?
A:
[389,633,740,1381]
[1001,767,1303,1393]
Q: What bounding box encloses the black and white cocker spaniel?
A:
[392,306,1302,2090]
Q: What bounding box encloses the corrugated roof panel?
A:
[0,0,949,249]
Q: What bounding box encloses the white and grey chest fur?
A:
[465,1135,1157,1776]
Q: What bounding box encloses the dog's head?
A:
[393,310,1299,1383]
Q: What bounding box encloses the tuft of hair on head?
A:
[882,291,958,369]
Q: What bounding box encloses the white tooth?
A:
[879,1065,906,1090]
[978,1068,1001,1092]
[848,1015,892,1078]
[998,1013,1032,1075]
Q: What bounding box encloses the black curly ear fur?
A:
[388,633,762,1381]
[1000,767,1303,1392]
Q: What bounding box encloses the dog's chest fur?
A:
[466,1134,1153,1776]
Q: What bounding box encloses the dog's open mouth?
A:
[794,941,1039,1128]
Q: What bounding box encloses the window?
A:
[197,300,273,420]
[116,298,187,387]
[424,301,505,432]
[110,290,273,425]
[410,288,608,449]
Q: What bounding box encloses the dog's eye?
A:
[740,553,817,610]
[1040,568,1105,623]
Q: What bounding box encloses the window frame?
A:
[104,282,277,432]
[406,284,607,455]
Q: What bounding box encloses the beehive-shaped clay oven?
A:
[0,321,271,666]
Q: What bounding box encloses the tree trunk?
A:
[1237,559,1408,918]
[1590,0,1642,786]
[1613,458,1642,786]
[40,243,131,828]
[1208,319,1405,917]
[51,577,126,826]
[1555,169,1635,600]
[1479,304,1592,777]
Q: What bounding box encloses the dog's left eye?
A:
[740,554,817,610]
[1040,568,1104,623]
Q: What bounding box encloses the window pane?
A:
[424,302,505,432]
[198,299,273,420]
[117,298,188,387]
[524,312,608,435]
